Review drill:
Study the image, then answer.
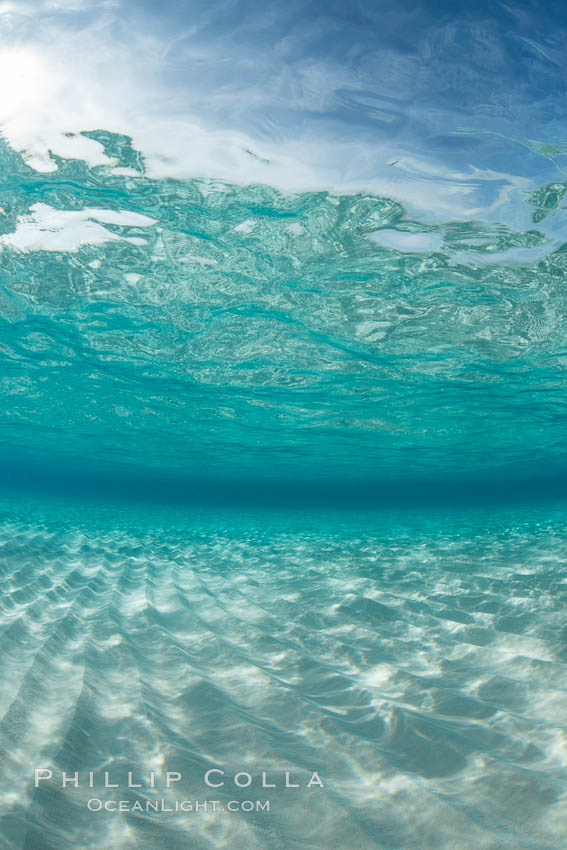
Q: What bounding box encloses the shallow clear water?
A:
[1,496,566,849]
[1,131,567,487]
[2,1,567,847]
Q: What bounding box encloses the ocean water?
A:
[2,1,567,847]
[1,132,566,488]
[0,495,566,850]
[1,128,567,848]
[0,129,567,849]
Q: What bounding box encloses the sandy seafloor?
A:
[0,493,565,849]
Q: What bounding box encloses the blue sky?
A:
[0,0,566,221]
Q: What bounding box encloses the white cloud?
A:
[0,203,155,252]
[0,1,550,224]
[368,230,443,253]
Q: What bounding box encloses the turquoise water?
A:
[0,495,566,849]
[1,127,567,848]
[1,133,567,491]
[3,2,567,849]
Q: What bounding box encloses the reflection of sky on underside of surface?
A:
[1,0,567,223]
